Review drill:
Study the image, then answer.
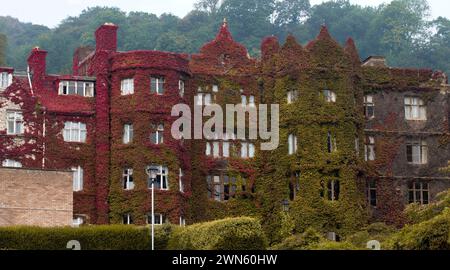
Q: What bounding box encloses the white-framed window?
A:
[241,142,255,158]
[206,141,231,158]
[408,182,429,205]
[323,90,337,103]
[327,132,337,153]
[123,124,133,144]
[364,95,375,119]
[179,80,185,97]
[365,136,376,161]
[123,214,133,225]
[213,141,220,158]
[151,77,165,95]
[179,168,184,193]
[150,123,164,145]
[72,216,85,228]
[2,159,22,168]
[63,122,87,143]
[288,134,298,155]
[287,90,299,104]
[207,175,241,202]
[321,180,340,201]
[195,93,212,106]
[147,213,166,225]
[241,95,247,106]
[123,168,134,190]
[120,78,134,95]
[179,216,186,227]
[212,85,219,93]
[249,95,256,107]
[58,81,94,97]
[223,142,230,158]
[0,72,13,89]
[6,111,23,135]
[147,165,169,190]
[72,166,84,192]
[405,97,426,120]
[406,140,428,165]
[355,137,360,155]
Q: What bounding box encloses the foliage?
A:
[0,1,448,75]
[270,227,324,250]
[0,225,174,250]
[0,33,6,66]
[405,190,450,224]
[346,222,397,249]
[167,217,268,250]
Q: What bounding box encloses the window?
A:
[364,95,375,119]
[150,124,164,145]
[327,132,337,153]
[288,134,298,155]
[365,136,376,161]
[121,78,134,95]
[63,122,87,143]
[289,172,301,201]
[249,95,256,107]
[355,137,360,155]
[195,93,212,106]
[123,168,134,190]
[213,141,220,158]
[241,142,255,158]
[6,111,23,135]
[206,141,232,158]
[223,142,230,158]
[405,97,426,120]
[179,80,185,97]
[179,168,184,193]
[123,124,133,144]
[406,140,428,165]
[0,72,13,89]
[207,175,240,202]
[212,85,219,93]
[241,95,247,106]
[179,216,186,227]
[287,90,299,104]
[72,216,85,228]
[368,180,377,207]
[323,90,336,103]
[123,214,133,225]
[147,213,166,225]
[72,166,84,192]
[58,81,94,97]
[321,180,340,201]
[408,182,429,205]
[2,159,22,168]
[147,165,169,190]
[151,77,165,95]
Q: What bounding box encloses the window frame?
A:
[151,76,165,95]
[58,81,94,97]
[147,165,169,191]
[2,159,22,168]
[120,78,134,95]
[364,95,375,119]
[150,123,164,145]
[288,134,298,155]
[404,97,426,121]
[72,166,84,192]
[123,168,134,190]
[123,124,133,144]
[63,122,87,143]
[6,110,24,135]
[365,136,376,161]
[0,72,13,90]
[408,181,429,205]
[367,180,377,207]
[322,90,337,103]
[406,140,428,165]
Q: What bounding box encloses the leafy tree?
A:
[274,0,311,27]
[194,0,221,15]
[0,33,6,66]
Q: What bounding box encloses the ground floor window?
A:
[408,181,429,205]
[122,214,133,225]
[207,174,246,202]
[147,213,166,225]
[367,180,377,207]
[321,179,340,201]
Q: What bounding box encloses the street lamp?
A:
[282,199,290,212]
[146,166,159,251]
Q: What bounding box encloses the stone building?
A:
[0,22,448,235]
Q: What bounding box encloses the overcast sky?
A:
[0,0,448,28]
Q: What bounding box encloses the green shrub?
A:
[167,217,268,250]
[270,228,323,250]
[346,223,396,249]
[405,190,450,224]
[308,241,361,250]
[0,224,174,250]
[386,208,450,250]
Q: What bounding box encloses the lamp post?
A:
[146,166,159,251]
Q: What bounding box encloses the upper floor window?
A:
[365,136,376,161]
[2,159,22,168]
[196,93,212,106]
[287,90,299,104]
[121,78,134,95]
[63,122,87,143]
[147,165,169,190]
[212,85,219,93]
[150,123,164,145]
[72,166,84,192]
[240,95,256,107]
[241,142,255,158]
[289,172,301,201]
[123,214,133,225]
[207,175,243,202]
[408,182,429,205]
[123,168,134,190]
[364,95,375,119]
[367,180,377,207]
[123,124,133,144]
[6,111,23,135]
[179,168,185,193]
[321,180,340,201]
[179,80,185,97]
[0,72,13,89]
[405,97,426,120]
[58,81,94,97]
[327,132,337,153]
[323,90,336,103]
[72,216,85,228]
[206,141,230,158]
[288,134,298,155]
[151,77,165,95]
[406,140,428,165]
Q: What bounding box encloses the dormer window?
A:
[59,81,94,97]
[0,72,13,90]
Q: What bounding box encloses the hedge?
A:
[167,217,268,250]
[0,225,173,250]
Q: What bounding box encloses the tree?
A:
[0,33,6,66]
[194,0,221,15]
[274,0,311,27]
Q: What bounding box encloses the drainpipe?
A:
[27,65,34,96]
[41,108,46,169]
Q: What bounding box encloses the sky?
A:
[0,0,448,28]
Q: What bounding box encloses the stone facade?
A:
[0,168,72,227]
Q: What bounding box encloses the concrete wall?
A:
[0,168,73,227]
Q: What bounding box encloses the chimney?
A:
[27,47,47,89]
[95,23,118,52]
